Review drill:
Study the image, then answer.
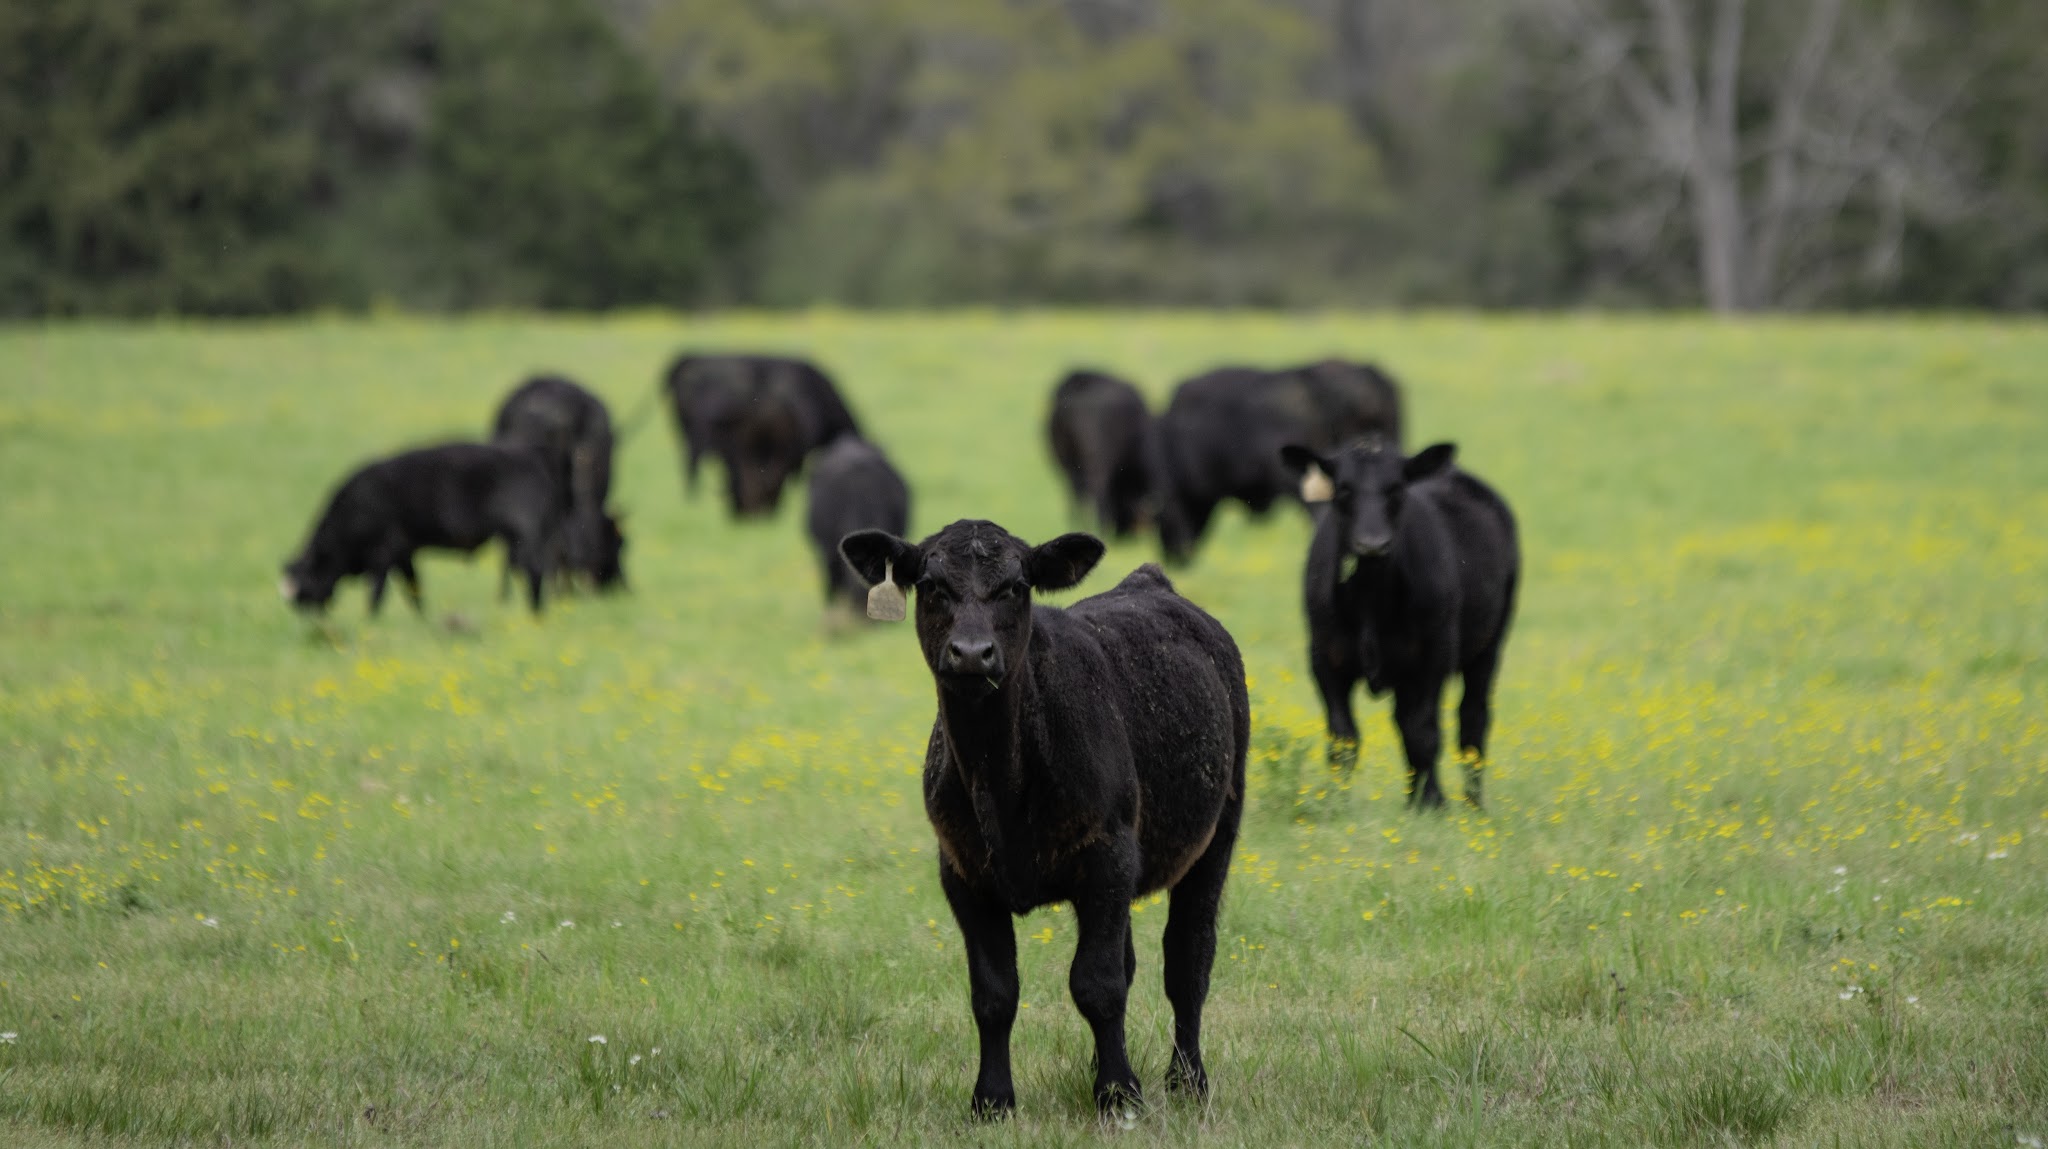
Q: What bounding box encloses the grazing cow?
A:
[1280,438,1518,808]
[805,435,911,615]
[840,521,1248,1117]
[491,374,626,590]
[1293,358,1404,446]
[1045,369,1158,538]
[663,354,860,517]
[1152,360,1404,563]
[281,444,559,615]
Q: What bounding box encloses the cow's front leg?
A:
[1393,677,1447,808]
[1070,840,1141,1114]
[941,864,1018,1118]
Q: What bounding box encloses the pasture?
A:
[1,313,2044,1147]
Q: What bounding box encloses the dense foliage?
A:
[0,0,2040,313]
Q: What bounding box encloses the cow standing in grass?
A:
[281,443,559,616]
[663,354,860,517]
[1152,360,1404,563]
[804,435,910,617]
[1281,438,1518,807]
[1045,369,1158,538]
[840,520,1247,1117]
[491,374,626,590]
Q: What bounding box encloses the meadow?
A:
[0,313,2043,1147]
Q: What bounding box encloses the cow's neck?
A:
[936,658,1044,902]
[1346,553,1406,626]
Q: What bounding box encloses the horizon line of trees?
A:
[2,0,2043,317]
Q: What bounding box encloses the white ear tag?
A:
[1302,465,1334,503]
[867,558,907,622]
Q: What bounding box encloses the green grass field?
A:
[2,313,2044,1147]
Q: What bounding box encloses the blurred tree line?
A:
[1,0,2041,315]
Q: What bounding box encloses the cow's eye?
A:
[998,578,1030,600]
[1334,484,1355,504]
[919,580,950,604]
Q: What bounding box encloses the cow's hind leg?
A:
[1163,800,1239,1098]
[1393,677,1447,808]
[366,567,390,617]
[395,557,423,615]
[1070,843,1142,1113]
[1456,642,1503,809]
[941,866,1019,1119]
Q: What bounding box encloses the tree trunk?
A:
[1650,0,1749,312]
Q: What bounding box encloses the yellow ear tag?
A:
[1302,466,1334,503]
[867,558,907,622]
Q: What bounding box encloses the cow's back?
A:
[807,436,909,540]
[371,444,551,551]
[1414,468,1519,662]
[1049,566,1247,889]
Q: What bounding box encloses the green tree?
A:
[428,0,761,308]
[0,0,322,315]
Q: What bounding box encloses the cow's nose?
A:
[946,639,998,674]
[1352,534,1392,556]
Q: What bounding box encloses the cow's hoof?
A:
[1094,1077,1143,1116]
[969,1090,1015,1121]
[1166,1056,1208,1097]
[1325,739,1360,770]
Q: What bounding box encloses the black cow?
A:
[1045,369,1158,538]
[840,521,1247,1117]
[1153,360,1404,563]
[281,443,559,616]
[491,374,626,590]
[805,435,911,615]
[663,354,860,517]
[1280,438,1518,808]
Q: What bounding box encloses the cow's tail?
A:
[611,377,666,447]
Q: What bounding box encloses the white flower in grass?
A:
[0,1032,17,1044]
[1838,986,1863,1000]
[611,920,621,928]
[1988,850,2009,860]
[201,916,220,929]
[559,920,574,929]
[588,1034,607,1045]
[629,1055,642,1066]
[1906,996,1920,1006]
[650,1047,661,1055]
[1832,866,1848,876]
[2016,1134,2042,1149]
[500,911,516,923]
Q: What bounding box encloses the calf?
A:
[840,521,1247,1117]
[1044,369,1157,537]
[281,444,558,616]
[663,354,860,517]
[1280,438,1518,807]
[1153,361,1403,563]
[491,373,626,589]
[805,435,910,615]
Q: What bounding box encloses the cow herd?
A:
[277,349,1520,1118]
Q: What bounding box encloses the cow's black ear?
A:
[1278,444,1333,478]
[840,530,922,588]
[1026,533,1105,592]
[1402,442,1456,482]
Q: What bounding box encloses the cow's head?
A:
[1282,438,1455,560]
[279,554,337,612]
[840,520,1103,697]
[724,404,803,517]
